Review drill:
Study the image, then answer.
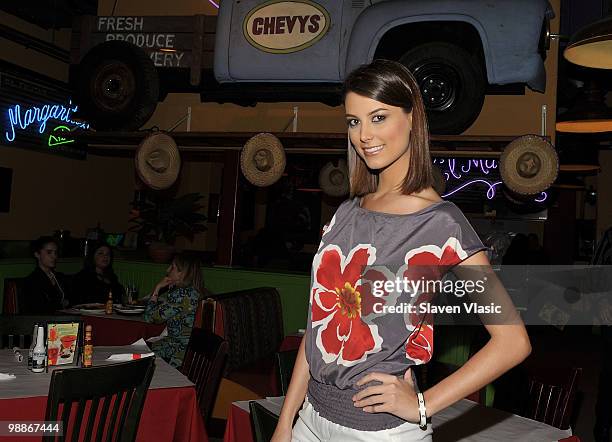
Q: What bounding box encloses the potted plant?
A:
[130,192,207,263]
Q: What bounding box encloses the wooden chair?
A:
[493,356,582,431]
[180,328,228,426]
[249,401,279,442]
[522,364,582,430]
[44,357,156,442]
[275,349,298,396]
[2,278,23,314]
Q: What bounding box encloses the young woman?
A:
[144,252,202,368]
[72,242,125,305]
[272,60,531,441]
[22,236,71,313]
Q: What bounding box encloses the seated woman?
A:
[72,242,125,305]
[144,252,202,368]
[22,236,71,314]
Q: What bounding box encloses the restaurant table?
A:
[60,309,166,346]
[0,345,207,442]
[224,396,575,442]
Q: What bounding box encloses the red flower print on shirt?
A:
[406,324,433,364]
[310,244,384,366]
[401,237,468,364]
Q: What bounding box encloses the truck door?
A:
[228,0,342,81]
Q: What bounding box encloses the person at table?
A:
[72,241,125,305]
[22,236,71,313]
[271,60,531,442]
[144,252,202,368]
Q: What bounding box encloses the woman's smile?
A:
[363,144,385,156]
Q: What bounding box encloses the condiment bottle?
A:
[31,326,46,373]
[83,325,93,367]
[105,291,113,314]
[28,323,38,369]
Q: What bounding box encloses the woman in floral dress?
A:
[144,252,202,368]
[271,60,532,441]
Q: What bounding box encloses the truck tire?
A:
[75,41,159,131]
[399,42,485,135]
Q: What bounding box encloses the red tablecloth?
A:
[224,403,255,442]
[0,386,207,442]
[223,400,579,442]
[81,315,166,346]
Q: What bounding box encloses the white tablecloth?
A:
[0,345,193,400]
[236,396,573,441]
[431,398,572,441]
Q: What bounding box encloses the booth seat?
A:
[203,287,284,398]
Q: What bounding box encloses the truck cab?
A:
[71,0,554,134]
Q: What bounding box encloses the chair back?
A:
[180,328,228,425]
[249,401,279,442]
[523,364,582,430]
[2,278,23,314]
[208,287,283,373]
[44,357,156,442]
[275,349,298,396]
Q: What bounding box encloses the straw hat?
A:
[500,135,558,195]
[240,133,286,187]
[319,159,349,197]
[135,133,181,190]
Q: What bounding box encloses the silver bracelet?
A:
[417,392,427,429]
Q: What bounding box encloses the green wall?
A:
[0,259,311,334]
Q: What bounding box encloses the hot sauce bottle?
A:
[105,291,113,314]
[83,325,93,367]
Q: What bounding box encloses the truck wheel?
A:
[399,42,485,135]
[75,41,159,131]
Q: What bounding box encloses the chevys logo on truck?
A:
[243,0,330,54]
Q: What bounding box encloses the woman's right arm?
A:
[271,334,310,442]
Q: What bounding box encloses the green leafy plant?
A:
[130,192,207,244]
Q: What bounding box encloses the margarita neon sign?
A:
[4,100,89,145]
[433,158,547,203]
[48,125,75,147]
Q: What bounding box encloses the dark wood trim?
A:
[216,150,240,266]
[80,131,529,156]
[191,15,204,86]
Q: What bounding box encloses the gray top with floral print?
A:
[305,197,486,431]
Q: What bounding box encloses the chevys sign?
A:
[243,1,330,53]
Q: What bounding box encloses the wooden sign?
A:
[243,1,330,53]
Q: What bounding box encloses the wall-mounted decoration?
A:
[0,61,88,159]
[433,157,550,219]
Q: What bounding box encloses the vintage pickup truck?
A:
[70,0,554,134]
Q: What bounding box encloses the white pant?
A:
[291,398,433,442]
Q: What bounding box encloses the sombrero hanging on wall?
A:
[500,135,559,196]
[240,133,286,187]
[135,132,181,190]
[319,159,349,197]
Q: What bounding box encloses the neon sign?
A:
[4,100,89,144]
[433,158,547,203]
[48,125,75,147]
[208,0,219,8]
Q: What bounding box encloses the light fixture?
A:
[555,79,612,133]
[564,15,612,69]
